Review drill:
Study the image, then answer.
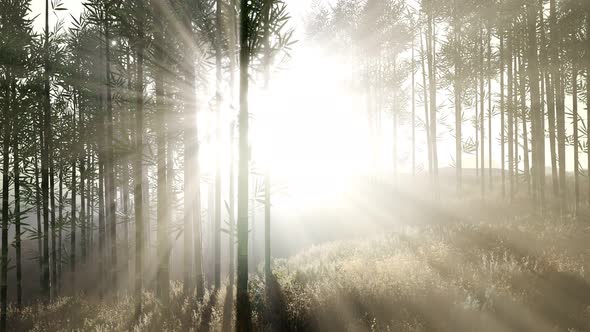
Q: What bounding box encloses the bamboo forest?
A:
[2,0,590,331]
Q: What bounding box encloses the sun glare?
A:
[250,47,372,206]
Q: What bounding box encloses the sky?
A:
[29,0,315,32]
[27,0,582,176]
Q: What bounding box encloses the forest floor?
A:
[8,199,590,332]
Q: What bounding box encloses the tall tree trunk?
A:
[98,156,105,299]
[480,23,485,199]
[237,0,252,329]
[420,29,431,180]
[80,113,86,264]
[587,13,590,206]
[250,193,256,271]
[572,66,579,212]
[476,84,479,179]
[540,0,557,197]
[519,52,530,195]
[122,49,132,284]
[58,166,63,292]
[229,122,235,286]
[86,154,92,252]
[134,7,145,311]
[426,14,439,198]
[488,29,493,189]
[263,0,273,283]
[412,36,416,179]
[228,0,237,290]
[181,0,194,295]
[50,143,57,298]
[34,141,42,287]
[508,27,515,201]
[9,78,22,307]
[546,71,558,195]
[154,0,169,304]
[500,33,506,198]
[1,71,12,332]
[192,0,205,300]
[96,33,106,298]
[42,0,51,300]
[70,106,77,290]
[104,4,118,295]
[392,60,398,181]
[514,51,520,193]
[550,0,567,210]
[14,118,22,308]
[527,1,544,206]
[214,0,223,290]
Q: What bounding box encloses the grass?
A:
[264,214,590,331]
[8,210,590,331]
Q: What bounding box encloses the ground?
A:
[8,197,590,332]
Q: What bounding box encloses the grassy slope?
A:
[9,212,590,332]
[264,215,590,332]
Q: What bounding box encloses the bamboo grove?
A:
[1,0,590,331]
[0,0,292,330]
[310,0,590,206]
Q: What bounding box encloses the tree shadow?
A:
[222,284,234,332]
[263,274,315,332]
[199,289,219,332]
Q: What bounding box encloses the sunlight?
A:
[251,46,372,207]
[6,0,590,331]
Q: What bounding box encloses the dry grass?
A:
[8,213,590,331]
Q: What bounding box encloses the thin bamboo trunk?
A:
[104,5,118,294]
[508,27,515,201]
[134,10,145,311]
[541,0,558,196]
[227,0,237,291]
[50,145,57,298]
[229,122,235,286]
[58,166,63,292]
[35,143,42,287]
[70,110,77,289]
[86,154,92,252]
[500,33,506,197]
[476,91,479,178]
[237,0,252,329]
[154,0,169,304]
[263,0,273,283]
[98,156,105,299]
[550,0,567,210]
[480,23,485,199]
[514,51,520,193]
[14,124,22,308]
[420,29,431,180]
[587,13,590,206]
[426,14,439,198]
[182,0,195,294]
[80,117,86,264]
[572,67,579,212]
[527,1,544,206]
[1,71,12,331]
[519,52,530,195]
[42,0,51,299]
[412,35,416,179]
[488,29,492,189]
[214,0,222,290]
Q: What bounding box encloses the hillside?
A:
[9,212,590,332]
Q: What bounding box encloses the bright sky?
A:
[30,0,572,178]
[30,0,316,31]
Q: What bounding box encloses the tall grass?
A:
[9,214,590,331]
